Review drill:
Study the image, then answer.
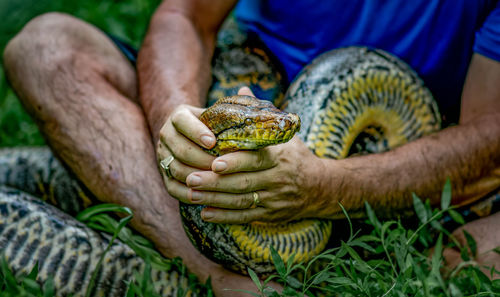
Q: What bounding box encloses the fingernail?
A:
[201,135,215,148]
[187,174,202,187]
[213,160,227,172]
[191,191,202,202]
[202,211,213,220]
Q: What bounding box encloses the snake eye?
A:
[245,118,253,125]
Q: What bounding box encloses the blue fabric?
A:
[235,0,500,125]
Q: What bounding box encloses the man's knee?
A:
[4,12,136,101]
[3,12,85,83]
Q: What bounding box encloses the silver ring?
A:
[251,191,260,208]
[160,156,175,178]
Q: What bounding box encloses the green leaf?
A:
[1,256,19,292]
[448,209,465,225]
[460,247,470,261]
[270,246,286,279]
[326,276,355,286]
[286,252,296,274]
[441,178,452,210]
[26,262,39,281]
[285,275,302,289]
[339,203,354,240]
[341,242,362,263]
[43,277,55,297]
[76,203,133,222]
[449,283,463,297]
[365,201,381,232]
[463,230,477,258]
[281,287,299,296]
[403,254,414,277]
[125,281,135,297]
[472,269,481,291]
[22,278,42,295]
[312,270,330,285]
[349,240,376,253]
[141,258,152,294]
[492,279,500,290]
[412,193,427,223]
[431,233,443,275]
[247,267,262,291]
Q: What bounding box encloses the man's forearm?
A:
[320,112,500,218]
[137,3,217,143]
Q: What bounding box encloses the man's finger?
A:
[189,190,269,209]
[168,159,200,183]
[170,105,216,149]
[161,121,214,169]
[186,171,270,193]
[211,148,277,174]
[201,207,268,224]
[164,177,191,204]
[237,86,256,97]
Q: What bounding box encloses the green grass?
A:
[0,0,161,147]
[1,182,499,296]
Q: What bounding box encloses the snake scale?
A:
[0,46,441,295]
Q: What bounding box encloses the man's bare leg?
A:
[443,212,500,278]
[3,13,260,295]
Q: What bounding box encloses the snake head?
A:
[200,95,301,155]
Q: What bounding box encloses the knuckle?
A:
[256,151,266,169]
[170,109,182,125]
[273,174,288,186]
[204,192,215,204]
[235,195,249,209]
[168,162,179,179]
[171,106,189,125]
[240,212,250,223]
[240,177,253,191]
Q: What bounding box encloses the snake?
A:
[0,46,443,295]
[180,46,441,276]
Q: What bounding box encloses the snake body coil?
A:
[181,47,441,275]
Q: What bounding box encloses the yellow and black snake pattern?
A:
[1,18,499,295]
[180,46,442,276]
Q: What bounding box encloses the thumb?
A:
[237,86,256,97]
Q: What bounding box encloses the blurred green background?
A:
[0,0,161,147]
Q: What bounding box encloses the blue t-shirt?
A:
[235,0,500,125]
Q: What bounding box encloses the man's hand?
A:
[156,104,217,191]
[187,136,327,224]
[163,88,332,224]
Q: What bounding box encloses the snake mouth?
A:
[216,123,300,153]
[215,126,298,152]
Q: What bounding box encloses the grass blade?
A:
[412,193,427,223]
[441,178,452,210]
[270,246,286,279]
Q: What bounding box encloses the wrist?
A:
[312,157,358,219]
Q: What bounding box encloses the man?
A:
[3,0,499,295]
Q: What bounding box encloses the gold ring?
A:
[160,156,175,178]
[252,191,260,208]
